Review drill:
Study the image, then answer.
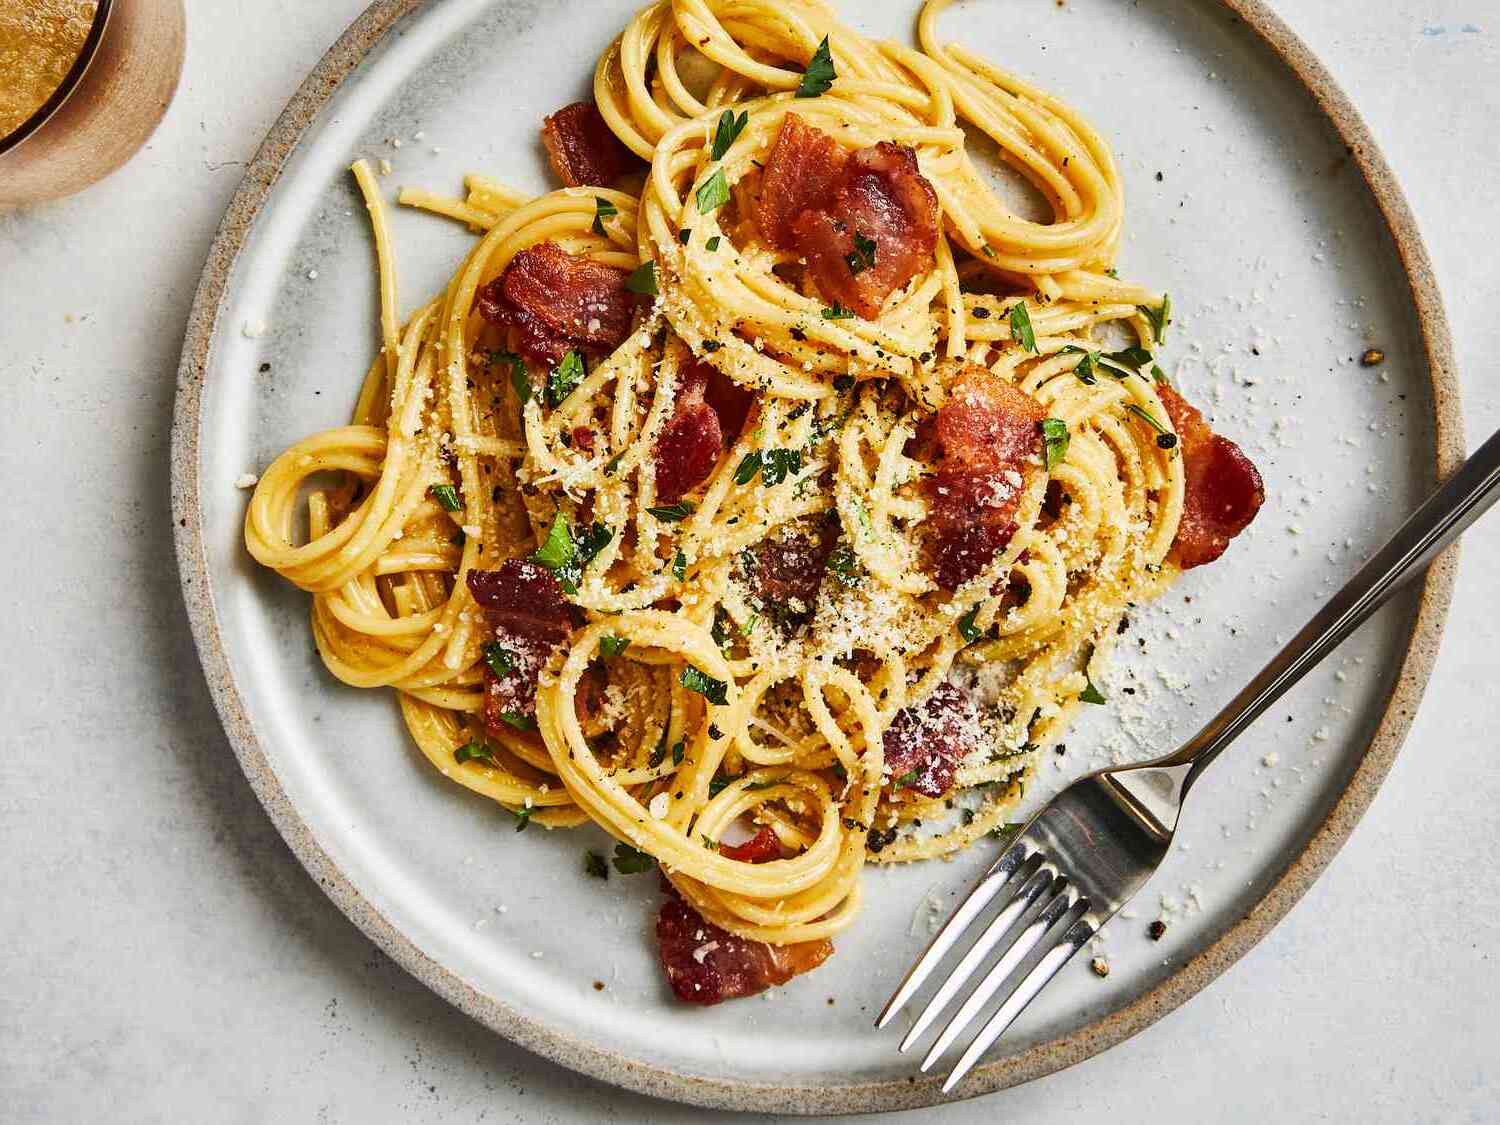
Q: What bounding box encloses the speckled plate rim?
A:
[170,0,1462,1114]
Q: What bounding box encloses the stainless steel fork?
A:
[878,426,1500,1093]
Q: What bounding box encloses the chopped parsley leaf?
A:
[680,665,729,706]
[530,511,575,571]
[733,451,762,485]
[499,711,535,731]
[760,448,802,486]
[1079,679,1106,705]
[546,349,585,407]
[892,768,921,789]
[796,36,836,98]
[672,549,686,582]
[598,634,631,659]
[611,842,657,875]
[1009,301,1038,353]
[592,196,617,236]
[625,261,658,296]
[1139,294,1171,342]
[482,642,515,678]
[826,543,863,586]
[671,740,685,766]
[646,501,695,522]
[822,303,855,320]
[845,230,877,275]
[428,484,462,512]
[453,741,496,766]
[1041,417,1070,470]
[696,168,730,214]
[711,109,749,160]
[958,605,983,643]
[583,850,609,879]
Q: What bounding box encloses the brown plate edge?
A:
[168,0,1463,1115]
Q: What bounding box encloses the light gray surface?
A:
[0,1,1495,1121]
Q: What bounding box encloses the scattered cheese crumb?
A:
[234,472,259,489]
[1261,751,1280,768]
[649,792,671,819]
[241,317,268,338]
[378,157,393,176]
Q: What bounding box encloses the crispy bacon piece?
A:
[792,142,941,318]
[756,114,848,249]
[757,118,940,318]
[1156,385,1265,568]
[467,560,571,736]
[719,825,784,864]
[739,519,838,623]
[540,100,643,188]
[923,365,1046,590]
[652,359,757,501]
[476,241,636,368]
[882,682,985,799]
[657,861,832,1004]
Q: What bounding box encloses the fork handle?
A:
[1166,426,1500,789]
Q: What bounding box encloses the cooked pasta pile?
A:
[246,0,1209,960]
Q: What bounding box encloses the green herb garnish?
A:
[482,642,515,678]
[428,484,462,512]
[680,665,729,706]
[845,231,877,275]
[508,805,533,831]
[797,36,836,98]
[1041,417,1070,470]
[531,511,575,571]
[612,842,657,875]
[592,196,618,236]
[453,741,496,766]
[546,349,586,407]
[760,448,802,486]
[822,304,855,320]
[733,451,762,485]
[599,634,631,659]
[893,768,921,789]
[1009,302,1038,352]
[625,261,658,296]
[499,711,536,731]
[1124,402,1176,448]
[711,109,749,160]
[826,543,863,587]
[696,168,730,214]
[646,501,696,522]
[958,605,983,643]
[671,740,685,766]
[1139,294,1171,342]
[1079,679,1106,705]
[584,850,609,879]
[672,549,687,582]
[509,354,533,410]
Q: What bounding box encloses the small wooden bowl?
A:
[0,0,185,207]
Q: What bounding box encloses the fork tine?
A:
[897,860,1052,1052]
[941,906,1096,1093]
[875,842,1031,1029]
[918,875,1075,1071]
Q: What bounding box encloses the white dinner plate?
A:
[172,0,1460,1112]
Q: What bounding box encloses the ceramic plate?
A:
[172,0,1460,1112]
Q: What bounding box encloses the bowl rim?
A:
[0,0,115,159]
[170,0,1464,1113]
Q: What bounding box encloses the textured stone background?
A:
[1,2,1496,1121]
